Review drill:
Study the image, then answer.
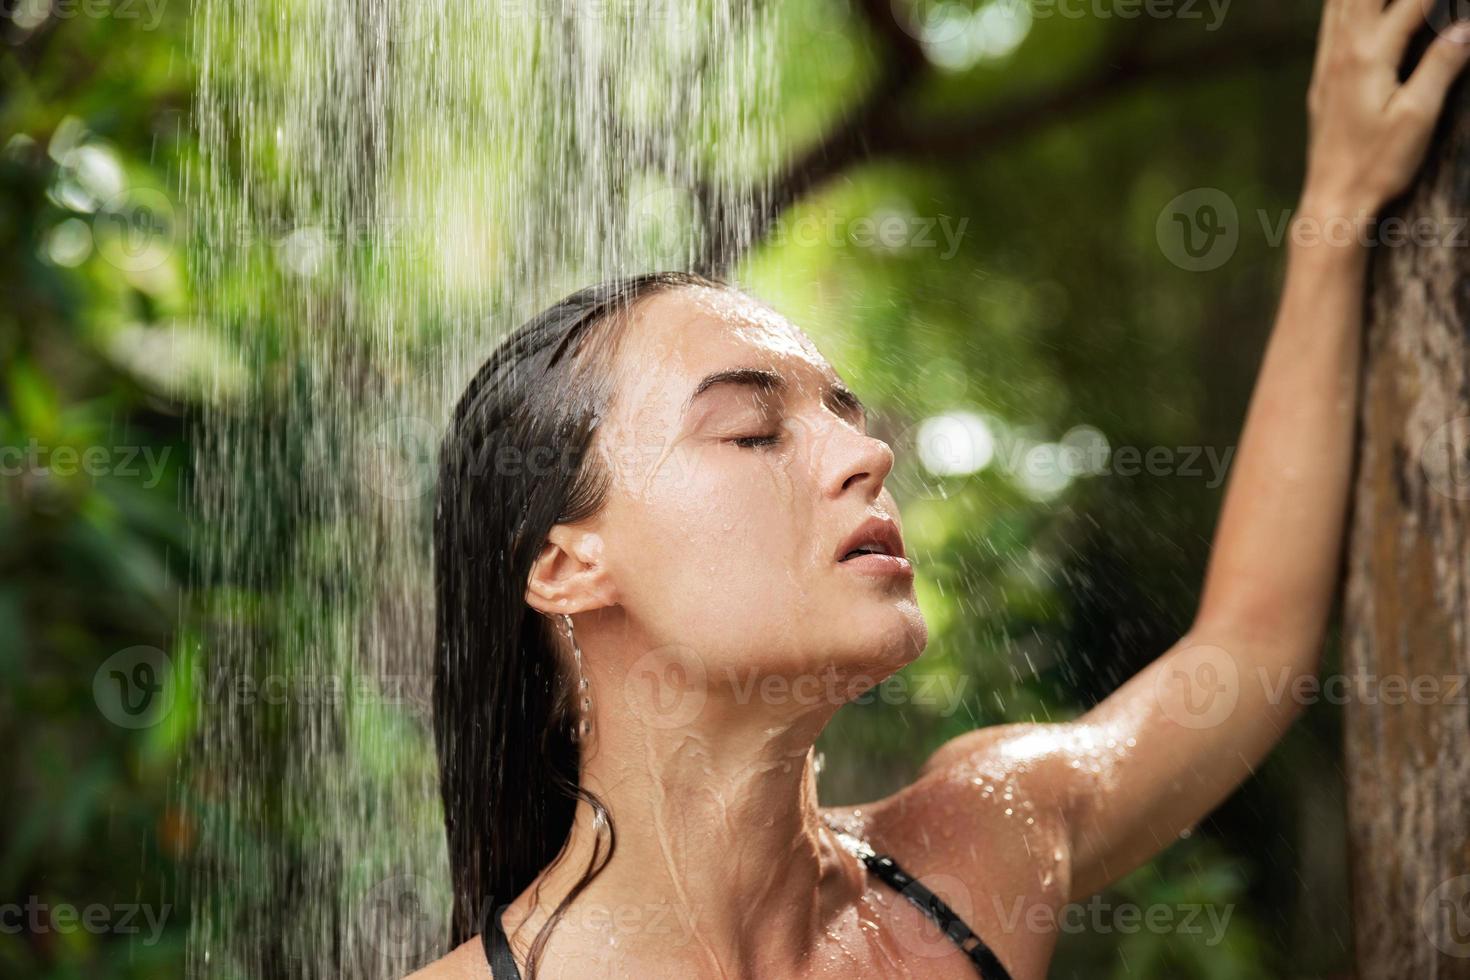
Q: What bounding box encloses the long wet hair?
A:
[433,269,727,976]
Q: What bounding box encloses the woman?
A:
[413,4,1470,977]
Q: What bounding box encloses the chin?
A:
[832,599,928,676]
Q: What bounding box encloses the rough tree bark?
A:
[1343,59,1470,978]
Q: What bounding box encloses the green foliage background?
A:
[1,0,1352,977]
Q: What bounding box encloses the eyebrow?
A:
[681,367,868,424]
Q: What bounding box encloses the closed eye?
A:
[730,433,782,449]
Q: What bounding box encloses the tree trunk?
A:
[1343,70,1470,978]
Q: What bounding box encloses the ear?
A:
[525,524,618,615]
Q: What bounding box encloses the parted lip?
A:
[834,514,906,563]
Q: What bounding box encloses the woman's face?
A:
[582,285,928,708]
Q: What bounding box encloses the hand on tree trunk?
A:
[1302,0,1470,224]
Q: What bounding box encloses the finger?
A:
[1393,25,1470,117]
[1343,0,1381,21]
[1382,0,1429,61]
[1311,0,1356,115]
[1313,0,1348,84]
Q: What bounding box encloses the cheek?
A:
[606,449,818,643]
[626,442,812,561]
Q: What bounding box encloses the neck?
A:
[507,692,865,977]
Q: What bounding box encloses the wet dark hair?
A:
[433,269,728,976]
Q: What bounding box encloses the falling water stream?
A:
[184,1,784,975]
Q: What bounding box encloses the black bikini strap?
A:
[483,903,522,980]
[857,850,1015,980]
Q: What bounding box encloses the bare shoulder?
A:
[830,721,1101,878]
[818,722,1107,977]
[914,720,1093,799]
[404,936,492,980]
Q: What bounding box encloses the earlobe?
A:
[524,527,617,615]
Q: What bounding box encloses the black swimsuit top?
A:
[482,815,1014,979]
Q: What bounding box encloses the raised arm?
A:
[1059,1,1470,899]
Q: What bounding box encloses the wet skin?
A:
[413,2,1470,975]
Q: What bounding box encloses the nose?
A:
[818,416,895,500]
